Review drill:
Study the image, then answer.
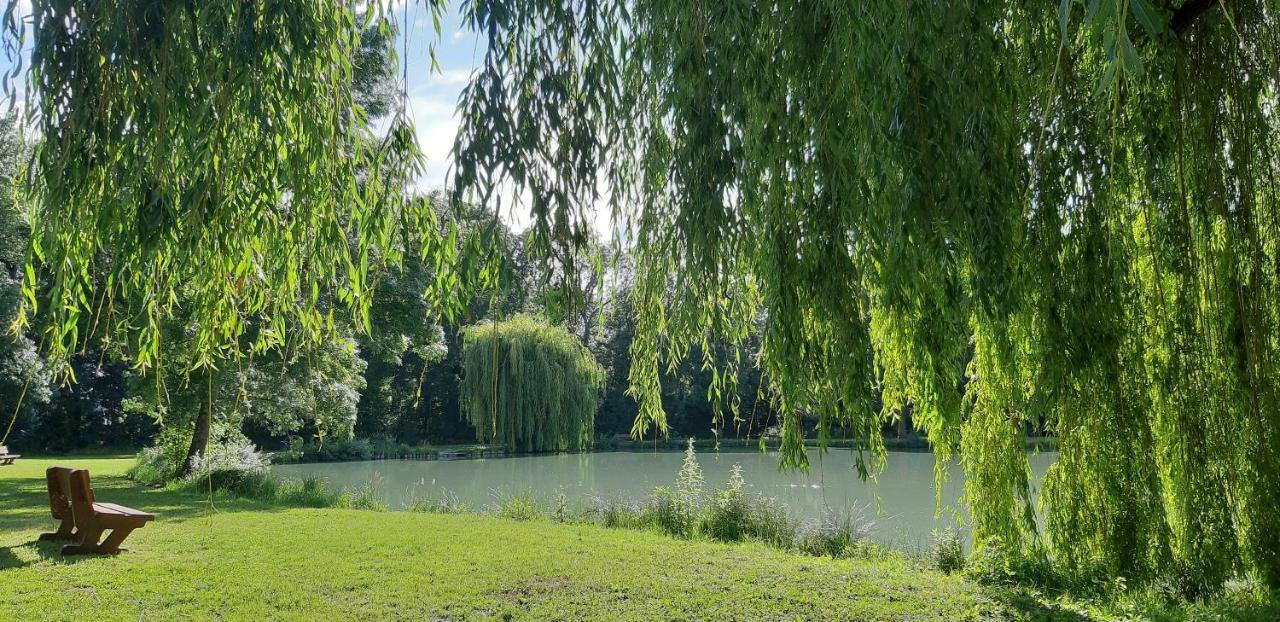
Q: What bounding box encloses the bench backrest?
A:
[0,445,8,454]
[45,466,75,520]
[67,469,96,522]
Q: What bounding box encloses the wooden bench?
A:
[0,445,19,466]
[38,466,154,555]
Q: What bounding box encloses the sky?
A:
[384,3,613,237]
[386,3,481,195]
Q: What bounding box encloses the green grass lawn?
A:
[0,456,1019,620]
[0,456,1270,621]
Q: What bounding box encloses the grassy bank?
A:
[1,456,1272,620]
[2,456,996,620]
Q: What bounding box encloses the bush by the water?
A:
[581,442,876,559]
[796,506,876,558]
[273,437,374,463]
[128,426,270,486]
[930,528,965,574]
[335,473,389,511]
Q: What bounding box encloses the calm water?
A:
[273,449,1056,545]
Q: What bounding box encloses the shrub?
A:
[128,445,178,486]
[552,487,571,523]
[742,495,796,549]
[590,495,652,530]
[965,536,1063,591]
[188,469,277,499]
[497,491,542,521]
[930,527,965,574]
[274,476,339,507]
[654,439,705,537]
[703,464,751,542]
[651,486,692,537]
[126,426,196,485]
[186,434,271,481]
[407,490,471,514]
[796,506,875,558]
[308,438,374,463]
[128,426,270,487]
[336,472,388,511]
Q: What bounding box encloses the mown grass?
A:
[1,456,995,620]
[2,456,1276,621]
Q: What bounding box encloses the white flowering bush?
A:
[185,431,271,481]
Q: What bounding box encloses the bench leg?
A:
[93,527,137,554]
[60,526,104,555]
[38,517,78,542]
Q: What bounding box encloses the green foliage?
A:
[336,473,389,511]
[701,464,796,548]
[590,495,653,530]
[273,477,342,508]
[496,491,543,522]
[126,426,199,485]
[4,0,1276,598]
[452,0,1280,594]
[406,490,471,515]
[461,315,603,452]
[931,528,966,575]
[2,1,474,382]
[795,508,876,560]
[0,117,49,445]
[128,425,269,486]
[702,464,750,542]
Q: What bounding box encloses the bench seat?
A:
[91,502,155,525]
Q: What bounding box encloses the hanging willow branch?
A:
[4,0,1279,596]
[0,1,469,379]
[460,315,603,452]
[448,0,1280,594]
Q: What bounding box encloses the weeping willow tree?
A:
[6,0,1280,596]
[447,0,1280,594]
[0,0,478,379]
[461,315,603,452]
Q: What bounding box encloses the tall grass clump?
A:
[273,477,340,508]
[336,472,388,511]
[494,490,543,521]
[590,495,653,530]
[796,506,876,558]
[406,490,471,514]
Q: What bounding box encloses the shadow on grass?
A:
[984,587,1092,621]
[984,583,1280,622]
[0,544,24,569]
[0,466,328,566]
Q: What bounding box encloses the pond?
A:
[273,449,1056,546]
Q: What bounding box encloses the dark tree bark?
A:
[179,371,213,478]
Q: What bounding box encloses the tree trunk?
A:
[179,373,213,478]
